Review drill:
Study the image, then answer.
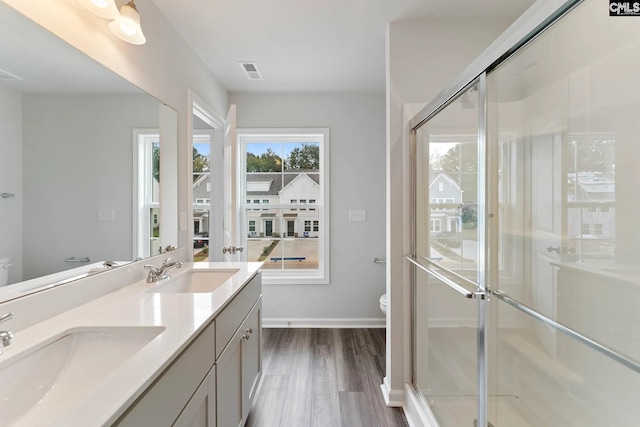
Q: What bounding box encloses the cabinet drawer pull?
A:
[243,334,251,340]
[246,328,253,334]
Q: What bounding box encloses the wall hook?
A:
[1,193,15,199]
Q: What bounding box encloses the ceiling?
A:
[150,0,536,94]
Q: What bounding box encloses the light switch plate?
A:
[97,209,114,222]
[180,212,188,231]
[349,209,367,222]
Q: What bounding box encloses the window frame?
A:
[238,128,330,285]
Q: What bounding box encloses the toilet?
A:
[0,258,12,287]
[379,293,388,314]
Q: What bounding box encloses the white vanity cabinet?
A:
[115,272,262,427]
[173,368,216,427]
[215,275,262,427]
[114,322,217,426]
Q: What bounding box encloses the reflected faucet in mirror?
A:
[0,312,14,355]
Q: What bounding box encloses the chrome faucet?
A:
[145,257,183,283]
[0,312,14,355]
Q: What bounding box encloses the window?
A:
[439,182,444,191]
[239,128,330,284]
[593,223,603,236]
[430,219,442,232]
[249,220,256,232]
[581,222,591,235]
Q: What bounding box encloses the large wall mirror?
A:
[0,3,178,298]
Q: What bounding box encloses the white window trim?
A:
[238,128,330,285]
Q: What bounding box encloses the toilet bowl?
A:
[379,293,388,314]
[0,258,12,287]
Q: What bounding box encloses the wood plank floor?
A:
[246,328,409,427]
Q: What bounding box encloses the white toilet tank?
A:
[0,258,11,287]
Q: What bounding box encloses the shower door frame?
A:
[405,0,640,425]
[407,73,489,426]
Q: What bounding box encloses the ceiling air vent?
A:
[0,69,22,81]
[239,62,263,81]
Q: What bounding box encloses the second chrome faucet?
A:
[145,258,183,283]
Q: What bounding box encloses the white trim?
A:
[404,383,438,427]
[262,317,385,328]
[380,376,405,407]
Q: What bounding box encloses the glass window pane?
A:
[246,142,283,173]
[284,142,319,172]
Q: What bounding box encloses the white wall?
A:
[231,92,386,325]
[385,16,522,403]
[3,0,230,250]
[0,86,23,284]
[22,94,160,279]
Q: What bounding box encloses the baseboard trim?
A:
[262,317,385,328]
[380,376,404,407]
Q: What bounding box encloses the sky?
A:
[193,141,319,159]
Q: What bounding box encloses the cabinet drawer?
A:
[215,272,261,359]
[115,322,215,426]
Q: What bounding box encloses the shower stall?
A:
[407,0,640,425]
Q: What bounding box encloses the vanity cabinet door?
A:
[173,367,216,427]
[242,301,262,419]
[216,330,244,427]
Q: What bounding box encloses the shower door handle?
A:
[405,255,484,299]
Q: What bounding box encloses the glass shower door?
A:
[412,81,486,426]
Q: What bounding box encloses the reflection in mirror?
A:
[190,99,223,262]
[0,4,176,298]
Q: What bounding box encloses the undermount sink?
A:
[0,326,164,426]
[150,269,239,293]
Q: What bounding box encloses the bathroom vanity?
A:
[0,259,263,427]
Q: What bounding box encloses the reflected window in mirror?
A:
[135,130,161,258]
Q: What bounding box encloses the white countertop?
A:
[0,262,263,427]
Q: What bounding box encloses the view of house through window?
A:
[193,135,211,261]
[240,130,328,283]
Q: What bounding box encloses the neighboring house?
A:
[429,172,462,234]
[567,172,615,241]
[247,172,320,238]
[192,172,211,235]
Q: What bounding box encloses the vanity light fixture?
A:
[77,0,119,20]
[108,1,146,45]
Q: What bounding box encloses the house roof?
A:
[429,172,460,190]
[247,172,320,196]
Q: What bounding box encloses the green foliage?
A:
[247,148,282,172]
[286,143,319,171]
[152,143,160,182]
[193,147,209,181]
[431,143,478,201]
